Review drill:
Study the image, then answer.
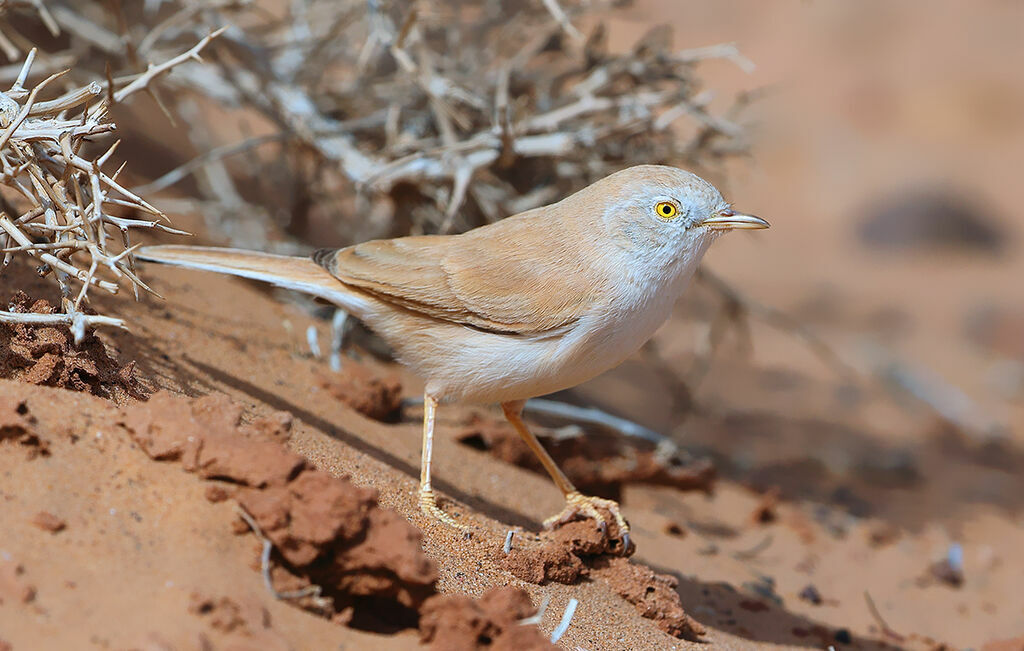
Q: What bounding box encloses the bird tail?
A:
[136,245,371,315]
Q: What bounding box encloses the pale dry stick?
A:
[731,533,774,560]
[539,0,584,43]
[107,27,227,106]
[295,3,363,85]
[857,340,1009,442]
[864,590,905,642]
[439,163,474,233]
[0,120,113,141]
[235,506,324,602]
[675,90,745,138]
[132,133,286,194]
[672,42,756,73]
[400,394,676,452]
[524,398,679,451]
[0,54,73,87]
[1,241,89,252]
[389,40,470,135]
[306,324,322,358]
[0,69,69,152]
[8,47,36,97]
[96,139,121,167]
[26,0,60,37]
[654,92,743,136]
[0,28,19,62]
[550,597,579,643]
[27,81,102,116]
[0,309,127,330]
[46,6,131,55]
[137,1,213,55]
[518,594,551,626]
[329,309,350,372]
[522,90,669,132]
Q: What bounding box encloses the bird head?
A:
[592,165,768,275]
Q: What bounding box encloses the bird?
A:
[137,164,768,548]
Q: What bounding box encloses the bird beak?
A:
[699,208,770,230]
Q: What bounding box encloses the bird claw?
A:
[544,491,632,554]
[419,488,467,530]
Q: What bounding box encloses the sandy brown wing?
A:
[313,225,594,335]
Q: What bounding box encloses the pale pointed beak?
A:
[698,208,770,230]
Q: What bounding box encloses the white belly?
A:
[398,233,711,404]
[420,277,682,404]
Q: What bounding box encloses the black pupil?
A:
[661,205,671,214]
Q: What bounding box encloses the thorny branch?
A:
[0,4,222,330]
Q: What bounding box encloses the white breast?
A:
[423,238,708,404]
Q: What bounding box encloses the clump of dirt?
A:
[187,592,290,650]
[418,586,555,650]
[120,391,437,626]
[502,518,704,640]
[501,535,586,585]
[0,292,145,400]
[592,558,706,639]
[238,469,438,620]
[30,511,65,533]
[750,487,781,524]
[0,395,48,458]
[982,636,1024,651]
[122,392,307,486]
[458,413,714,499]
[501,515,630,585]
[0,560,36,606]
[318,364,403,421]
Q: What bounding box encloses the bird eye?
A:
[655,201,678,220]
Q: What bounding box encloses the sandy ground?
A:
[2,1,1023,650]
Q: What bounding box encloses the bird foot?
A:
[419,488,467,530]
[544,491,632,553]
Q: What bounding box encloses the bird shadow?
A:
[186,357,539,531]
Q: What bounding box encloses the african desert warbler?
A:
[138,164,769,547]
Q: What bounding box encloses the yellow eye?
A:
[655,201,678,219]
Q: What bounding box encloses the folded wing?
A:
[315,219,597,335]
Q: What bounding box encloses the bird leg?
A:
[501,400,631,548]
[419,394,464,529]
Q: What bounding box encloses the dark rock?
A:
[857,188,1006,253]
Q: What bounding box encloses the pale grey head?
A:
[587,165,768,266]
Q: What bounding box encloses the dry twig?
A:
[0,20,221,331]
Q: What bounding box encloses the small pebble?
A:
[798,584,823,605]
[31,511,66,533]
[927,558,964,588]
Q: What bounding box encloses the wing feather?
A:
[315,215,599,335]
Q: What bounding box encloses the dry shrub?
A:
[1,0,757,369]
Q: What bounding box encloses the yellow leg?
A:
[419,394,464,529]
[501,400,631,546]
